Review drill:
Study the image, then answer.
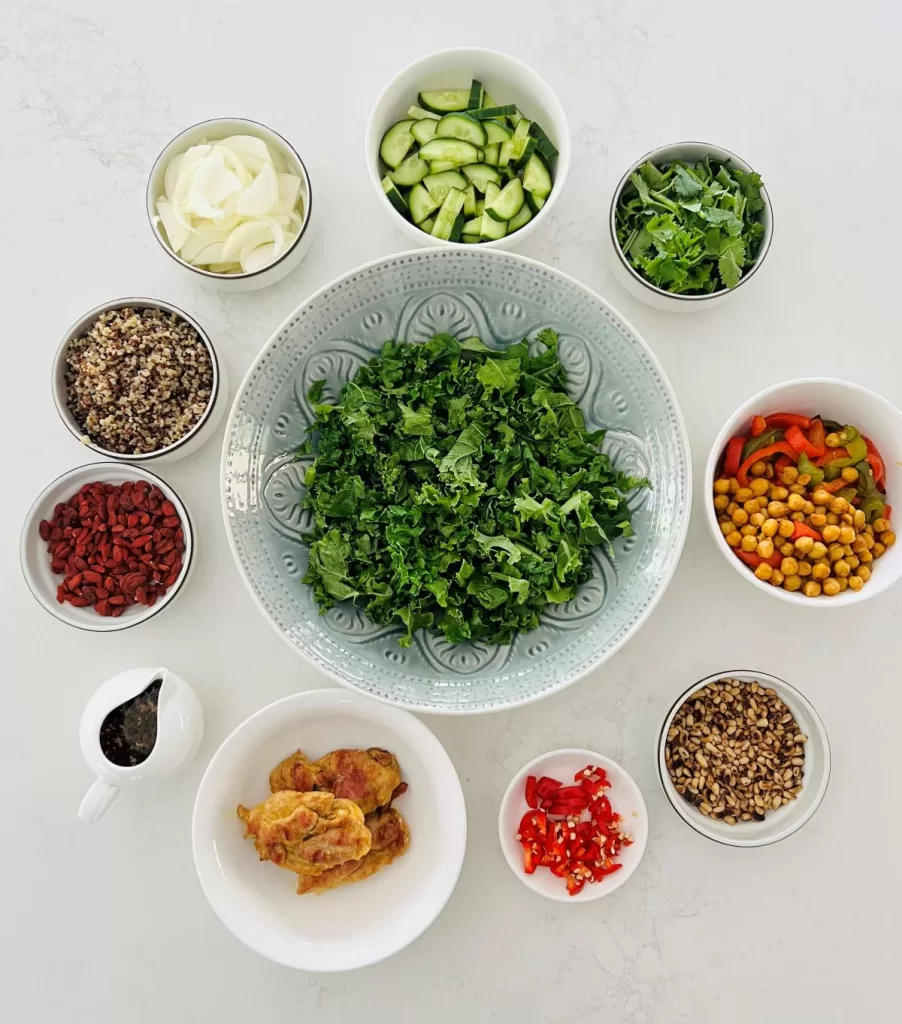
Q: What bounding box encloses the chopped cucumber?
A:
[525,191,546,214]
[508,203,533,232]
[510,119,533,161]
[484,120,512,144]
[381,176,409,218]
[429,160,458,173]
[420,215,436,232]
[408,105,440,121]
[418,89,470,113]
[498,140,513,168]
[472,104,517,120]
[461,163,503,192]
[486,178,524,222]
[461,235,481,244]
[409,182,441,224]
[462,216,482,234]
[475,198,485,217]
[410,119,439,145]
[380,120,416,169]
[483,144,500,166]
[435,113,488,147]
[418,138,483,165]
[389,153,429,187]
[431,187,466,240]
[463,184,477,216]
[513,137,537,171]
[424,171,468,201]
[467,79,484,110]
[522,153,552,199]
[528,121,559,163]
[449,209,465,242]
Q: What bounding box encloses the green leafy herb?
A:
[615,157,766,294]
[296,330,649,647]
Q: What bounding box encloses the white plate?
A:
[192,689,467,971]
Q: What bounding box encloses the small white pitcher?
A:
[78,666,204,823]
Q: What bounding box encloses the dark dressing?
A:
[99,679,162,766]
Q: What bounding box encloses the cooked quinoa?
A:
[65,306,214,455]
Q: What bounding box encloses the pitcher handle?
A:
[78,778,120,824]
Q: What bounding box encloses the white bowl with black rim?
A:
[608,141,773,312]
[51,296,227,465]
[146,117,314,292]
[657,670,830,847]
[20,463,195,633]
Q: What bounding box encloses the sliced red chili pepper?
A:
[722,436,746,479]
[536,776,562,799]
[556,785,589,801]
[591,861,624,882]
[785,424,820,459]
[546,801,585,817]
[518,810,548,843]
[565,873,586,896]
[807,418,825,456]
[550,862,568,878]
[525,774,538,809]
[765,412,811,430]
[574,766,607,783]
[591,795,613,824]
[580,776,606,797]
[750,415,767,437]
[792,521,822,541]
[523,845,539,874]
[736,441,797,487]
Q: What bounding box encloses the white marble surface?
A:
[3,1,901,1020]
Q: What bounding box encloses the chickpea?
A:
[853,509,866,529]
[848,575,864,591]
[842,544,853,557]
[834,559,851,578]
[757,537,776,559]
[787,493,805,512]
[803,580,822,598]
[741,534,758,552]
[872,517,890,534]
[780,542,795,556]
[829,545,845,563]
[780,465,799,485]
[777,520,795,539]
[825,513,840,526]
[796,473,812,487]
[767,501,787,518]
[822,578,842,596]
[846,554,860,569]
[825,432,841,448]
[829,497,849,515]
[783,574,802,592]
[838,577,849,591]
[841,466,859,483]
[726,501,738,515]
[881,531,896,548]
[865,523,875,536]
[803,501,815,515]
[756,496,770,510]
[812,488,833,506]
[841,512,854,524]
[750,478,770,496]
[797,560,813,576]
[838,526,855,545]
[858,565,872,582]
[770,569,785,586]
[726,531,742,547]
[735,487,754,503]
[741,525,757,537]
[720,521,735,536]
[809,513,827,528]
[749,512,765,528]
[790,511,805,523]
[874,542,887,558]
[789,484,807,496]
[809,541,828,560]
[765,462,775,478]
[761,518,779,537]
[770,486,790,501]
[750,461,767,477]
[822,524,841,543]
[781,556,800,576]
[754,562,773,581]
[863,532,875,550]
[743,499,760,514]
[811,562,831,581]
[714,494,729,511]
[732,508,749,526]
[728,478,740,494]
[859,548,874,564]
[795,536,815,554]
[714,478,731,494]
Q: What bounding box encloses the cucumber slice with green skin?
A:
[380,120,416,169]
[467,79,484,110]
[424,171,468,202]
[429,160,458,173]
[434,114,488,147]
[475,198,485,217]
[409,182,441,224]
[462,216,482,234]
[449,208,466,242]
[510,118,533,160]
[525,191,546,214]
[411,119,439,145]
[461,234,481,244]
[419,215,436,233]
[408,105,440,121]
[498,140,513,168]
[528,121,559,162]
[482,91,497,108]
[513,136,537,171]
[508,109,524,127]
[418,89,470,113]
[418,138,483,165]
[461,163,503,192]
[483,143,500,166]
[483,120,512,144]
[508,202,533,232]
[381,175,410,218]
[463,184,477,216]
[486,177,524,222]
[480,183,507,240]
[522,153,553,199]
[431,187,466,240]
[472,104,517,120]
[389,152,429,186]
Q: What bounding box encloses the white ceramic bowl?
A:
[146,117,314,292]
[658,670,830,847]
[20,462,194,632]
[366,48,570,251]
[498,749,648,903]
[192,689,467,971]
[706,377,902,604]
[52,297,227,464]
[607,141,773,312]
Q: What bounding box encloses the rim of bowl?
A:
[365,47,571,250]
[19,462,195,633]
[52,296,220,462]
[220,246,693,715]
[705,376,901,605]
[145,117,313,281]
[608,140,774,302]
[498,748,648,902]
[657,670,831,847]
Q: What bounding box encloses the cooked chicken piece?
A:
[269,747,403,815]
[237,790,371,879]
[295,807,411,895]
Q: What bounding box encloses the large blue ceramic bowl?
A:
[222,249,691,713]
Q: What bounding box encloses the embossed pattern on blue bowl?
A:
[222,249,691,713]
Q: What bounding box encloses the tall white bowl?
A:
[705,378,902,604]
[365,48,570,251]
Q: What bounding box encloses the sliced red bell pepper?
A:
[785,424,820,459]
[816,446,848,467]
[751,415,767,437]
[765,412,812,430]
[722,436,746,479]
[821,478,848,494]
[792,522,822,541]
[807,418,825,456]
[525,775,538,809]
[736,441,798,487]
[863,437,886,487]
[536,776,563,799]
[774,454,793,477]
[734,548,782,569]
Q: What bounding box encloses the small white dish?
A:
[146,117,314,292]
[78,666,204,823]
[498,749,648,903]
[366,47,570,251]
[192,689,467,972]
[52,297,227,464]
[706,377,902,604]
[20,462,194,632]
[658,671,830,847]
[607,141,773,312]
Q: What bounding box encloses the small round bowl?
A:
[608,141,773,312]
[52,296,227,464]
[146,117,314,292]
[20,462,195,633]
[192,689,467,972]
[706,377,902,604]
[658,670,830,847]
[366,47,570,251]
[498,749,648,902]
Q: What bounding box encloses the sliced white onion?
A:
[155,198,190,253]
[236,161,278,217]
[241,242,277,274]
[276,172,301,213]
[218,135,272,174]
[222,220,274,263]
